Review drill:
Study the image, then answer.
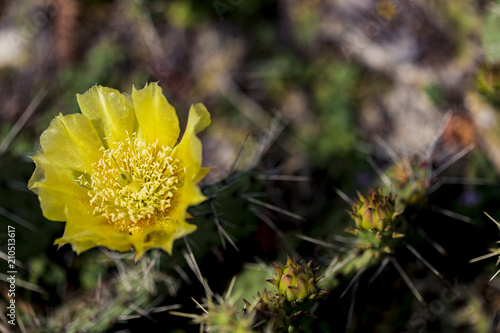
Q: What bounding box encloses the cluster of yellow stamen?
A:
[78,135,184,235]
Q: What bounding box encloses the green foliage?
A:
[299,61,360,163]
[482,1,500,63]
[425,83,446,108]
[28,256,66,288]
[476,64,500,108]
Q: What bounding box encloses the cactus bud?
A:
[249,257,327,332]
[346,188,406,254]
[348,187,402,232]
[270,256,324,303]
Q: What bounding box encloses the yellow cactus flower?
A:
[28,83,211,260]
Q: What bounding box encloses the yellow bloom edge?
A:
[28,82,211,261]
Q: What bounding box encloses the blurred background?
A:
[2,0,500,332]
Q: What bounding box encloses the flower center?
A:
[78,135,184,234]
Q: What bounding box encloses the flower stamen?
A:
[81,134,185,234]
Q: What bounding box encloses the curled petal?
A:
[170,103,211,222]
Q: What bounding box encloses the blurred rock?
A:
[361,84,443,158]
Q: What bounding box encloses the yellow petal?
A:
[30,113,103,171]
[29,113,103,221]
[131,220,197,261]
[132,82,180,148]
[189,103,212,134]
[174,103,211,175]
[169,104,211,221]
[55,207,131,254]
[76,86,135,148]
[30,163,91,221]
[194,167,213,183]
[171,181,207,221]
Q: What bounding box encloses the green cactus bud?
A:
[348,187,402,232]
[296,276,310,299]
[269,256,324,304]
[346,188,406,255]
[247,257,327,333]
[360,205,375,230]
